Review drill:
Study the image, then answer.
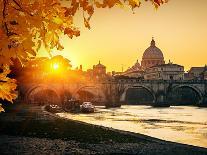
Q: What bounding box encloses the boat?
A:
[63,99,81,112]
[46,104,63,113]
[80,102,95,113]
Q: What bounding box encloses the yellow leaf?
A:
[106,0,121,8]
[95,1,106,8]
[53,16,63,24]
[0,68,17,103]
[57,42,64,51]
[128,0,140,10]
[84,17,91,29]
[86,5,94,16]
[0,104,4,113]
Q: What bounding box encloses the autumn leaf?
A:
[0,67,17,112]
[95,1,106,8]
[150,0,168,8]
[106,0,121,8]
[86,5,94,16]
[0,104,4,112]
[57,42,64,51]
[64,28,80,39]
[128,0,141,10]
[84,17,91,29]
[0,68,17,103]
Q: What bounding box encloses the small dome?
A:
[142,39,164,60]
[131,60,141,70]
[126,60,141,72]
[95,60,105,68]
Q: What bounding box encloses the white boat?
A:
[80,102,95,113]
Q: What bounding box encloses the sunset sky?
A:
[39,0,207,72]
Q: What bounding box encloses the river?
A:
[56,105,207,148]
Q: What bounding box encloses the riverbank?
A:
[0,104,207,154]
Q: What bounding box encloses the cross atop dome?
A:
[151,37,155,46]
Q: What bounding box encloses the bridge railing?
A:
[110,79,207,84]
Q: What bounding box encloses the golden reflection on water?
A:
[57,105,207,148]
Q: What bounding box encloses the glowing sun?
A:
[53,63,59,70]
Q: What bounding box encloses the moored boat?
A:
[80,102,95,113]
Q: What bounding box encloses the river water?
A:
[57,105,207,148]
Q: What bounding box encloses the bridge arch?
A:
[61,90,73,100]
[72,85,106,104]
[25,85,61,105]
[167,85,203,105]
[120,85,156,104]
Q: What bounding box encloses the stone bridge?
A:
[19,82,106,105]
[19,79,207,107]
[113,79,207,106]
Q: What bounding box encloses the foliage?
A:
[0,0,168,111]
[0,67,17,109]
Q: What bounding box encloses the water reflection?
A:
[57,105,207,148]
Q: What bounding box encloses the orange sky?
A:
[39,0,207,72]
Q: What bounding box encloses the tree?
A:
[0,0,168,111]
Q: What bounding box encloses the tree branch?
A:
[12,0,22,9]
[12,0,34,16]
[0,80,7,83]
[3,0,9,36]
[3,0,7,17]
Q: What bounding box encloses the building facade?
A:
[144,63,184,80]
[86,61,108,81]
[123,60,144,78]
[185,66,207,80]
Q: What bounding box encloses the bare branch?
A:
[3,0,7,18]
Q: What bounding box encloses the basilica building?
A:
[123,38,184,80]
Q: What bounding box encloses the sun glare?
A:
[53,63,59,70]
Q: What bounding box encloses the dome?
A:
[125,60,142,73]
[131,60,141,70]
[142,39,164,60]
[141,38,165,69]
[95,60,105,68]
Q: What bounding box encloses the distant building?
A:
[123,70,144,78]
[144,62,184,80]
[204,71,207,80]
[185,66,207,80]
[141,38,165,69]
[111,71,123,77]
[123,60,144,78]
[86,61,108,81]
[93,61,106,75]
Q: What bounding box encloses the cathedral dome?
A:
[142,39,164,60]
[141,38,165,69]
